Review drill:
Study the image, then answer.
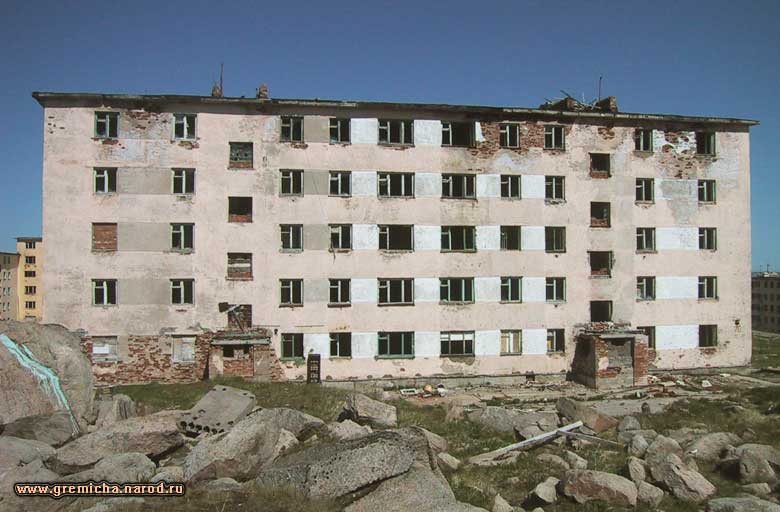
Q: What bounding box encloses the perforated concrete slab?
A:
[179,385,256,434]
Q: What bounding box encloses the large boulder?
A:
[524,476,559,508]
[0,436,55,472]
[62,453,156,483]
[618,416,641,432]
[556,398,618,433]
[637,481,664,507]
[651,454,716,502]
[248,408,325,440]
[645,435,683,469]
[688,432,742,462]
[737,449,777,484]
[1,412,76,447]
[706,496,780,512]
[468,406,558,436]
[625,456,647,483]
[0,321,94,430]
[735,444,780,468]
[558,470,637,507]
[340,394,397,428]
[326,420,373,441]
[93,395,136,430]
[0,459,59,497]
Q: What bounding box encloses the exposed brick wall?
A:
[228,213,252,223]
[467,120,571,159]
[92,223,117,252]
[229,160,253,169]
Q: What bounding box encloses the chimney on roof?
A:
[256,84,269,100]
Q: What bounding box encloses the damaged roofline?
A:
[30,91,759,126]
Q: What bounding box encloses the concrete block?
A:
[179,385,256,435]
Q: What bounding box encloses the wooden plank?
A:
[468,421,583,464]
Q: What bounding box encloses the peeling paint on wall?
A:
[521,226,545,251]
[522,277,546,303]
[413,120,442,146]
[656,227,699,251]
[521,175,546,199]
[350,119,379,144]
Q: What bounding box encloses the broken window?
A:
[501,330,522,355]
[329,279,350,305]
[699,325,718,347]
[698,180,716,203]
[636,227,656,252]
[635,129,653,152]
[590,202,611,228]
[171,223,194,251]
[544,125,565,149]
[500,175,521,198]
[94,168,117,194]
[172,169,195,194]
[378,172,414,197]
[92,336,119,362]
[228,197,252,222]
[92,279,117,306]
[378,278,413,305]
[24,286,36,295]
[227,304,252,330]
[25,256,35,265]
[329,171,351,196]
[281,333,304,359]
[635,178,654,202]
[545,176,565,200]
[440,278,474,303]
[280,225,303,251]
[545,227,566,253]
[699,227,717,250]
[378,119,413,145]
[378,331,414,357]
[171,279,194,305]
[696,132,716,155]
[329,118,350,143]
[547,329,565,353]
[441,122,474,147]
[589,153,611,178]
[92,223,117,252]
[590,301,613,322]
[499,123,520,148]
[280,279,303,306]
[698,276,718,299]
[637,326,656,349]
[281,169,303,196]
[545,277,566,302]
[172,336,196,363]
[590,251,613,277]
[227,253,252,279]
[229,142,253,168]
[500,226,521,251]
[330,224,352,251]
[442,174,476,199]
[379,225,413,251]
[95,112,118,138]
[281,116,304,142]
[440,331,475,356]
[174,114,196,140]
[441,226,476,252]
[330,332,352,357]
[501,276,522,302]
[24,271,35,278]
[637,276,656,300]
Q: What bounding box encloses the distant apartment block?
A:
[753,272,780,333]
[16,237,43,321]
[0,252,19,321]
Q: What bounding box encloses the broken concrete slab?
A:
[179,385,255,435]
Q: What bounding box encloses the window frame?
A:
[94,168,117,194]
[228,196,253,222]
[227,252,253,280]
[329,224,352,251]
[329,332,352,357]
[637,326,656,349]
[634,129,653,152]
[328,279,351,306]
[281,333,304,359]
[698,324,718,347]
[378,119,413,145]
[94,111,118,139]
[698,276,718,299]
[635,178,654,203]
[329,171,352,197]
[500,225,522,251]
[500,276,522,303]
[441,225,476,252]
[441,121,475,148]
[171,223,194,252]
[545,226,566,253]
[636,227,656,252]
[92,279,117,306]
[441,174,476,199]
[173,113,197,140]
[329,118,351,144]
[378,278,414,306]
[544,125,565,150]
[228,142,254,168]
[500,330,522,355]
[637,276,656,301]
[590,202,611,228]
[439,277,475,304]
[171,279,194,305]
[499,123,520,148]
[547,329,565,353]
[440,331,475,357]
[377,331,415,358]
[91,335,119,362]
[172,168,195,195]
[545,175,565,201]
[378,172,414,198]
[699,227,717,251]
[280,224,303,251]
[280,116,304,143]
[500,175,521,199]
[545,277,566,302]
[280,279,304,307]
[378,224,414,252]
[696,132,716,156]
[280,169,303,196]
[698,180,717,203]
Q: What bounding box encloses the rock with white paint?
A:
[340,393,398,428]
[558,470,637,507]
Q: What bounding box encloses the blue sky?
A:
[0,0,777,269]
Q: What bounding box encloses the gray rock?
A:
[742,482,772,496]
[666,426,709,446]
[326,420,373,441]
[0,436,56,471]
[706,496,780,512]
[63,452,156,483]
[625,456,647,483]
[556,398,618,433]
[492,493,513,512]
[629,434,649,458]
[688,432,742,462]
[437,452,461,472]
[645,435,683,469]
[179,385,255,435]
[735,444,780,468]
[738,449,777,484]
[151,465,184,483]
[1,411,76,447]
[651,454,716,502]
[0,459,59,497]
[341,393,398,428]
[81,498,145,512]
[93,394,136,430]
[558,470,637,507]
[617,429,658,445]
[536,453,569,471]
[637,481,664,507]
[198,477,242,492]
[618,416,641,432]
[563,450,587,470]
[524,476,559,508]
[468,406,558,435]
[416,427,448,454]
[445,403,465,423]
[248,407,325,440]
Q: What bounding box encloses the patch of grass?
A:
[139,484,339,512]
[752,331,780,369]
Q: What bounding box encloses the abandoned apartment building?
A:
[752,272,780,334]
[32,89,756,387]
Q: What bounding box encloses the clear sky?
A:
[0,0,777,269]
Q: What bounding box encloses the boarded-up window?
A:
[228,197,253,223]
[227,253,253,279]
[92,223,117,252]
[92,336,119,362]
[228,304,252,330]
[172,336,196,363]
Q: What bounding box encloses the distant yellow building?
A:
[16,237,43,321]
[0,251,20,321]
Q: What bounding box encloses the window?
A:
[544,125,565,149]
[379,225,413,251]
[698,180,716,203]
[638,326,656,349]
[636,178,654,202]
[281,116,304,142]
[590,153,611,178]
[699,228,717,250]
[95,112,118,138]
[25,301,36,309]
[590,251,613,277]
[92,223,118,252]
[92,279,117,306]
[500,175,521,198]
[281,225,303,251]
[330,332,352,357]
[696,132,716,155]
[545,227,566,253]
[329,118,350,143]
[172,336,196,363]
[699,325,718,347]
[547,329,565,353]
[280,279,303,306]
[378,332,414,357]
[94,168,117,194]
[24,271,35,278]
[171,279,194,305]
[174,114,196,140]
[25,256,35,265]
[698,276,718,299]
[171,224,194,251]
[590,301,613,322]
[330,224,352,251]
[440,331,474,356]
[24,286,36,295]
[637,276,656,300]
[228,197,253,222]
[329,171,351,196]
[229,142,253,168]
[378,278,414,305]
[281,169,303,196]
[329,279,350,305]
[441,226,476,252]
[378,172,414,197]
[635,129,653,152]
[378,119,413,145]
[545,176,565,200]
[500,226,521,251]
[25,241,36,249]
[442,174,476,199]
[442,122,474,147]
[282,333,304,359]
[501,277,522,302]
[636,228,656,252]
[501,330,522,355]
[499,123,520,148]
[92,336,119,362]
[590,202,611,228]
[227,253,252,279]
[440,278,474,303]
[546,277,566,302]
[172,169,195,194]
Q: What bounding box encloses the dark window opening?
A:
[699,228,717,250]
[638,326,656,349]
[95,112,118,138]
[281,116,304,142]
[281,170,303,195]
[280,279,303,306]
[547,329,565,352]
[590,300,613,322]
[698,180,716,203]
[544,125,565,149]
[636,227,655,251]
[330,332,352,357]
[440,278,474,303]
[635,178,654,202]
[378,278,413,305]
[696,132,716,155]
[94,168,117,194]
[699,325,718,347]
[500,175,521,198]
[590,153,611,178]
[378,172,414,197]
[228,197,253,222]
[500,225,521,251]
[329,171,351,196]
[171,223,194,251]
[634,129,653,152]
[174,114,196,140]
[379,225,413,251]
[441,226,475,252]
[172,169,195,194]
[229,142,253,168]
[379,120,413,145]
[92,279,117,306]
[329,118,350,143]
[591,202,611,228]
[171,279,194,305]
[378,331,414,357]
[330,225,352,250]
[590,251,613,277]
[546,277,566,302]
[637,276,656,300]
[499,123,520,148]
[545,176,565,200]
[440,331,474,356]
[329,279,350,305]
[227,304,252,330]
[280,224,303,251]
[500,277,522,302]
[442,122,474,147]
[545,227,566,253]
[698,276,718,299]
[442,174,476,198]
[282,333,304,358]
